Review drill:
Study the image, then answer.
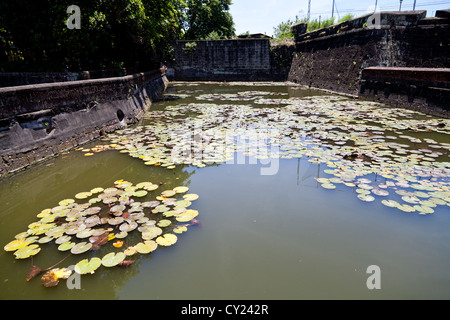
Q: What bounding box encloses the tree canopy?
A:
[273,14,355,39]
[183,0,235,40]
[0,0,235,72]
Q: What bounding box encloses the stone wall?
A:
[288,10,450,115]
[173,39,275,81]
[0,68,140,88]
[0,70,168,177]
[359,67,449,117]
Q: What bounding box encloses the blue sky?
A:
[229,0,450,36]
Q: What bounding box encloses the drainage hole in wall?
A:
[117,109,125,122]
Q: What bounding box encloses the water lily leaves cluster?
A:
[83,88,448,215]
[3,180,200,287]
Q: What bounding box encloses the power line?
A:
[309,0,449,16]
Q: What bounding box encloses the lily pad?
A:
[74,257,102,275]
[183,194,199,201]
[70,242,92,254]
[161,190,176,197]
[4,238,31,252]
[135,241,158,254]
[176,209,199,222]
[133,190,148,198]
[157,219,172,227]
[75,192,92,199]
[173,226,188,234]
[173,186,189,193]
[174,200,192,208]
[156,234,178,246]
[141,227,163,240]
[14,244,41,259]
[101,252,126,267]
[58,241,75,252]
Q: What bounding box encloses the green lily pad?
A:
[135,241,158,254]
[4,238,31,252]
[173,186,189,193]
[157,219,172,227]
[75,191,92,199]
[397,204,416,213]
[381,200,399,208]
[74,257,102,275]
[156,234,177,246]
[176,209,199,222]
[173,226,188,234]
[183,194,199,201]
[161,190,176,197]
[174,200,192,208]
[14,244,41,259]
[58,241,75,252]
[357,194,375,202]
[141,227,163,240]
[101,252,126,267]
[321,183,336,190]
[133,190,148,198]
[70,242,92,254]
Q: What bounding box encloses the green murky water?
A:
[1,82,449,300]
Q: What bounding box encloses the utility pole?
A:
[413,0,417,10]
[307,0,311,21]
[332,0,335,18]
[399,0,403,11]
[374,0,378,12]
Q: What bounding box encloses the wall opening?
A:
[117,109,125,122]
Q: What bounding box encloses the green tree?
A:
[183,0,235,40]
[273,13,355,40]
[0,0,186,72]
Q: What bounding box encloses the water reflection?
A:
[1,82,449,300]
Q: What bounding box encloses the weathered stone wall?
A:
[0,70,168,177]
[173,39,275,81]
[288,10,450,115]
[360,67,449,117]
[0,68,140,88]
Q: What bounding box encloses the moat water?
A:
[1,82,449,299]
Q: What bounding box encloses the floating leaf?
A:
[133,190,148,198]
[173,226,188,234]
[357,194,375,202]
[26,265,44,281]
[70,242,92,254]
[113,240,124,248]
[4,238,30,252]
[174,200,192,208]
[124,246,138,256]
[118,260,135,267]
[59,199,75,206]
[321,183,336,190]
[102,252,126,267]
[135,241,158,254]
[14,244,41,259]
[41,270,60,287]
[161,190,176,197]
[141,227,163,240]
[156,234,177,247]
[176,210,199,222]
[74,258,102,275]
[157,219,172,227]
[183,194,199,201]
[173,186,189,193]
[58,241,75,252]
[75,192,92,199]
